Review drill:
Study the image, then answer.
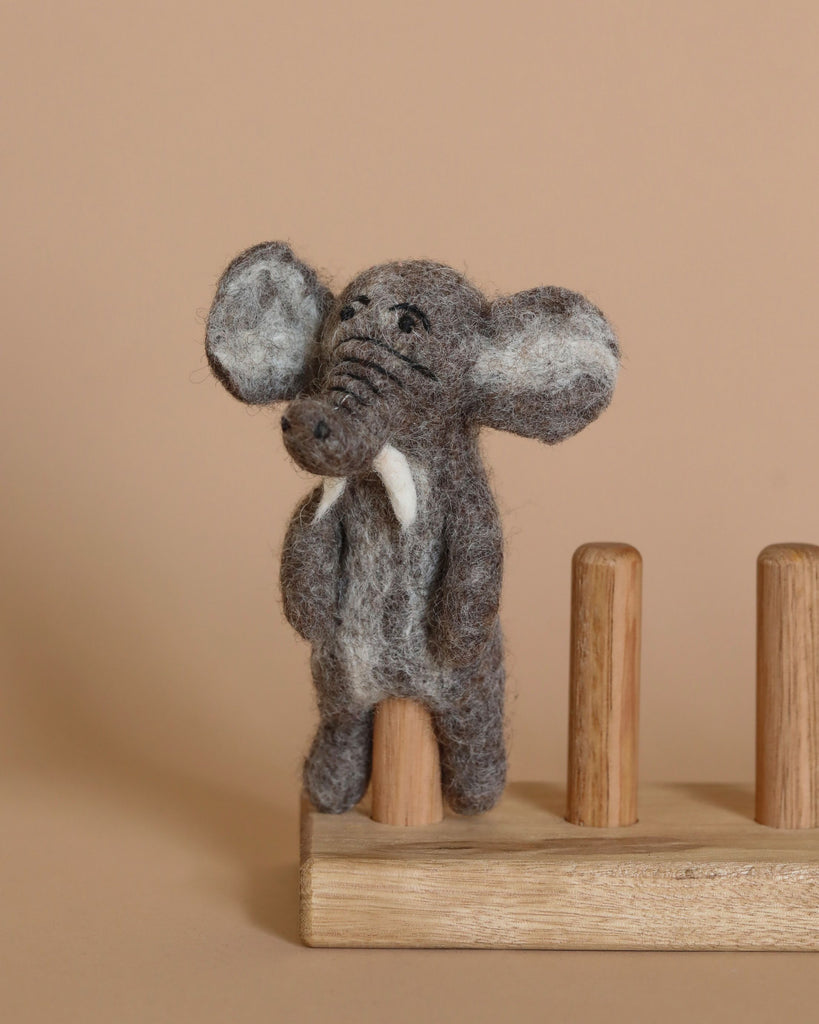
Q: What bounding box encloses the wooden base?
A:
[300,782,819,950]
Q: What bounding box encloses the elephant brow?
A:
[335,335,439,382]
[329,385,368,407]
[336,355,407,389]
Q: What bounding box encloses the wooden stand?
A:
[301,782,819,949]
[756,544,819,828]
[567,543,641,826]
[300,542,819,950]
[371,698,443,826]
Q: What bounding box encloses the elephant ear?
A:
[470,287,619,443]
[205,241,333,405]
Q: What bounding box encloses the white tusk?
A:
[311,445,418,529]
[373,444,417,528]
[313,477,347,523]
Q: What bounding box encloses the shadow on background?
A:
[675,782,756,819]
[0,538,301,946]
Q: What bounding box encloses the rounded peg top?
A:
[758,543,819,566]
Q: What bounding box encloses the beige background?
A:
[2,1,819,1020]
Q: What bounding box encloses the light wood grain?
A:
[301,781,819,949]
[567,543,642,827]
[370,698,443,826]
[756,543,819,828]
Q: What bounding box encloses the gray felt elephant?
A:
[205,242,619,815]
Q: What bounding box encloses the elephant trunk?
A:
[281,394,391,477]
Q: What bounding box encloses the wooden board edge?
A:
[298,785,819,950]
[298,793,317,946]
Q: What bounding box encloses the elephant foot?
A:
[435,700,507,816]
[443,766,506,815]
[303,711,374,814]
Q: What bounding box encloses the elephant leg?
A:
[303,709,375,813]
[303,647,375,814]
[433,628,507,815]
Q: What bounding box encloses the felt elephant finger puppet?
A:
[205,242,619,815]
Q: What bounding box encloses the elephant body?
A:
[281,438,506,814]
[205,243,619,815]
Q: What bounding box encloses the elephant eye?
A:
[390,302,430,333]
[339,295,371,321]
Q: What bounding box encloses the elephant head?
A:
[205,242,619,476]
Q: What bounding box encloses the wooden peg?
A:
[567,543,642,827]
[371,698,444,826]
[756,543,819,829]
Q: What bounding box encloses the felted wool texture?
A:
[206,242,333,405]
[206,242,620,815]
[474,287,620,444]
